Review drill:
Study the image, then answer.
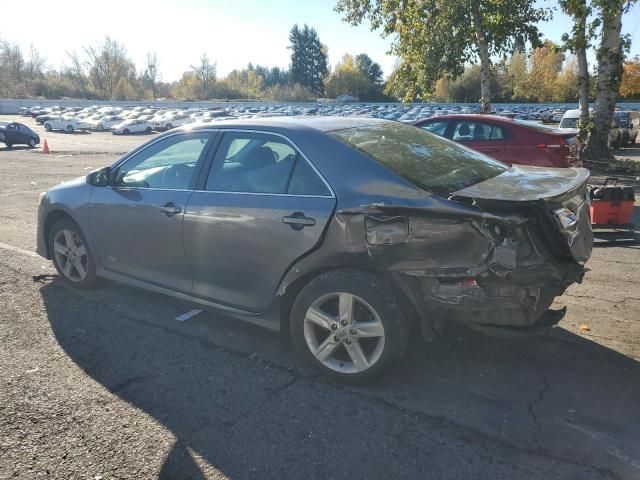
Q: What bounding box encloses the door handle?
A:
[160,202,182,217]
[282,212,316,230]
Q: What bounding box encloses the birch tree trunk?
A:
[583,0,624,161]
[574,6,590,125]
[471,1,492,114]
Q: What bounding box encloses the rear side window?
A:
[331,122,507,196]
[452,121,505,141]
[206,132,330,196]
[288,158,331,196]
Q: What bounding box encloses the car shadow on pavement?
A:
[38,278,640,479]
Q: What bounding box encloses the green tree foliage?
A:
[428,44,580,104]
[289,24,328,96]
[324,53,385,100]
[325,54,371,99]
[336,0,549,111]
[354,53,383,85]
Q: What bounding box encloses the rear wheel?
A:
[290,270,410,383]
[45,123,52,131]
[123,128,130,135]
[97,124,104,132]
[28,138,36,148]
[48,219,97,289]
[66,125,74,133]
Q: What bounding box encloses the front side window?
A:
[419,120,448,137]
[115,133,210,189]
[206,132,329,196]
[331,122,507,196]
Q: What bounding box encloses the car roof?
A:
[186,116,395,133]
[416,114,515,124]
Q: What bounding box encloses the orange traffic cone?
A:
[42,139,49,154]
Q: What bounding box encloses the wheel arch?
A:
[42,209,78,258]
[277,264,421,334]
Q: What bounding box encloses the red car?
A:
[413,114,580,168]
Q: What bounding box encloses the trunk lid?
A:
[453,165,593,263]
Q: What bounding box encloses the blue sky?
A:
[0,0,638,81]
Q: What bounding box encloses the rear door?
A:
[451,120,508,162]
[184,130,336,311]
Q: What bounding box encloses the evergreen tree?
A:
[354,53,383,85]
[289,24,328,96]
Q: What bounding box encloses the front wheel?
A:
[66,125,74,133]
[123,128,130,135]
[48,219,97,289]
[45,123,52,131]
[290,270,410,383]
[28,138,36,148]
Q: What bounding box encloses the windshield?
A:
[331,122,508,196]
[559,117,578,128]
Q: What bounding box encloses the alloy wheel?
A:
[53,229,89,282]
[303,292,385,374]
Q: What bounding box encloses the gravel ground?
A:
[1,120,639,479]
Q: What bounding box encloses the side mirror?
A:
[87,166,112,187]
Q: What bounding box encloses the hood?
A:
[453,165,590,202]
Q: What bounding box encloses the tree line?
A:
[0,25,386,102]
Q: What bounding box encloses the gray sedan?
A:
[36,117,593,382]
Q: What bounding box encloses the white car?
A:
[111,119,154,135]
[43,116,89,133]
[155,113,194,131]
[88,115,124,132]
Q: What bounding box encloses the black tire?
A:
[166,123,173,130]
[5,143,12,149]
[45,123,52,131]
[97,124,104,132]
[290,269,411,383]
[123,128,130,135]
[146,127,152,133]
[66,125,74,133]
[48,218,98,289]
[0,132,5,141]
[28,138,36,148]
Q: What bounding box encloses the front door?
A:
[184,131,336,311]
[89,131,214,293]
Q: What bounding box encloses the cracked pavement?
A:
[1,127,639,479]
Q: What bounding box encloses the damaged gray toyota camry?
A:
[36,117,593,382]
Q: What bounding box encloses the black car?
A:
[0,122,40,148]
[35,118,592,382]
